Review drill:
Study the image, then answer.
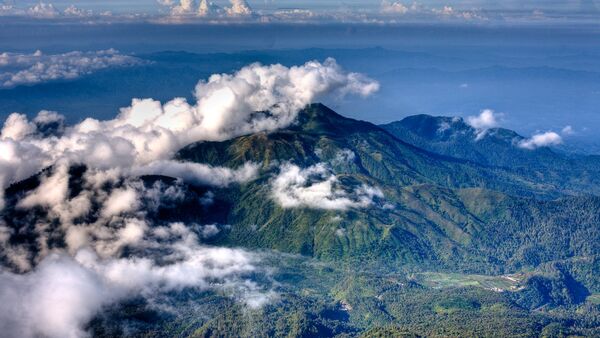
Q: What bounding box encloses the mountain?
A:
[172,104,600,280]
[381,114,600,196]
[178,104,575,198]
[2,104,600,337]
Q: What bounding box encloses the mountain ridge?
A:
[381,113,600,196]
[2,103,600,336]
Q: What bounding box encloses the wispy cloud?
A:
[0,49,144,88]
[271,162,384,210]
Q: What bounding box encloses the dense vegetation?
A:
[381,114,600,196]
[3,104,600,336]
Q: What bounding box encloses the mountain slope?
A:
[174,104,600,286]
[2,103,600,336]
[179,104,567,197]
[381,114,600,196]
[3,104,598,279]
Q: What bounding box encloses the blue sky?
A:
[7,1,597,12]
[1,0,599,21]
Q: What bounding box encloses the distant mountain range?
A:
[382,113,600,195]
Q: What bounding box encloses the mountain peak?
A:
[291,103,380,136]
[389,114,521,142]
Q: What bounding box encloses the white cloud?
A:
[161,0,251,19]
[17,164,70,209]
[33,110,64,125]
[0,4,18,16]
[437,120,452,133]
[225,0,253,16]
[0,49,144,88]
[132,160,259,187]
[378,1,486,21]
[271,8,317,21]
[0,242,260,338]
[63,5,93,17]
[198,0,219,16]
[562,125,574,135]
[271,162,384,210]
[169,0,196,16]
[466,109,501,140]
[381,1,410,14]
[0,2,115,20]
[0,2,98,19]
[332,149,356,166]
[518,131,563,150]
[100,187,139,218]
[0,165,268,337]
[0,113,36,141]
[316,148,357,166]
[433,5,454,16]
[0,254,114,338]
[0,58,377,209]
[27,2,60,18]
[0,59,377,336]
[466,109,499,130]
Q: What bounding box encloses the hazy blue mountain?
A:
[381,113,600,196]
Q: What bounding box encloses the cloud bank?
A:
[0,147,262,338]
[0,49,144,88]
[0,57,378,207]
[0,156,270,337]
[0,228,262,338]
[0,2,106,19]
[1,0,596,24]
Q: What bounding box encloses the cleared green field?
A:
[415,272,526,292]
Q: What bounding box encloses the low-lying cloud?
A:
[271,162,384,210]
[466,109,501,140]
[0,234,262,338]
[132,160,259,187]
[518,131,563,150]
[0,49,144,88]
[0,163,269,338]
